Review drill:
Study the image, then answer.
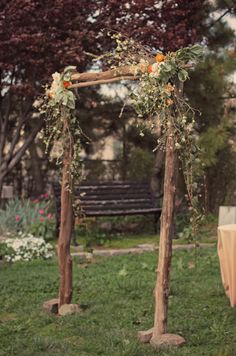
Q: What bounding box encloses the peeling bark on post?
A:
[58,118,74,307]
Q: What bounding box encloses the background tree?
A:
[185,0,236,212]
[0,0,96,197]
[0,0,208,199]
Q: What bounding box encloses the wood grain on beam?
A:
[71,65,138,82]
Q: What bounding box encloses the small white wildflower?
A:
[14,256,21,262]
[33,99,43,108]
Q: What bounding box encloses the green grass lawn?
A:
[1,247,236,356]
[71,215,217,250]
[72,231,216,251]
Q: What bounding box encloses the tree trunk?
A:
[0,118,44,199]
[28,141,44,196]
[58,120,74,307]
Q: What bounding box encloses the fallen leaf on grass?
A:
[188,261,195,269]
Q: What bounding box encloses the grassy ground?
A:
[72,233,216,251]
[1,247,236,355]
[71,218,217,250]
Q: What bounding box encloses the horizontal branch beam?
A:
[71,65,137,82]
[69,75,138,89]
[70,63,194,89]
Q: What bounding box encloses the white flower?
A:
[46,72,62,99]
[186,123,194,132]
[4,236,54,263]
[138,59,149,73]
[14,256,21,262]
[151,62,160,73]
[33,99,43,108]
[149,71,159,78]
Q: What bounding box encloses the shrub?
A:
[0,234,53,263]
[127,147,154,181]
[0,195,55,240]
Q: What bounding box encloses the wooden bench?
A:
[52,181,162,237]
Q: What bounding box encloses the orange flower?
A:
[166,99,173,106]
[147,65,153,73]
[63,81,71,88]
[165,83,175,93]
[155,53,166,62]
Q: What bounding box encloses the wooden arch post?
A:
[57,67,138,308]
[138,82,185,347]
[151,82,185,346]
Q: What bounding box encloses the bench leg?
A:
[71,227,78,246]
[154,212,160,234]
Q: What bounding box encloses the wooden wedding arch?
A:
[53,64,186,348]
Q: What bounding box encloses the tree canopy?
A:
[0,0,208,95]
[0,0,209,197]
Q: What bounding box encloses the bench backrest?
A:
[53,181,161,217]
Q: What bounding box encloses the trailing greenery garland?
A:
[106,33,204,235]
[38,66,82,189]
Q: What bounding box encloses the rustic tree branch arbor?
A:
[41,37,202,349]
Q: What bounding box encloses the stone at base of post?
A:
[138,329,185,348]
[43,298,59,314]
[137,328,154,343]
[150,333,186,347]
[138,328,153,344]
[58,303,81,316]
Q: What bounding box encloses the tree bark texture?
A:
[58,119,74,307]
[0,117,44,202]
[151,121,177,337]
[71,65,137,82]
